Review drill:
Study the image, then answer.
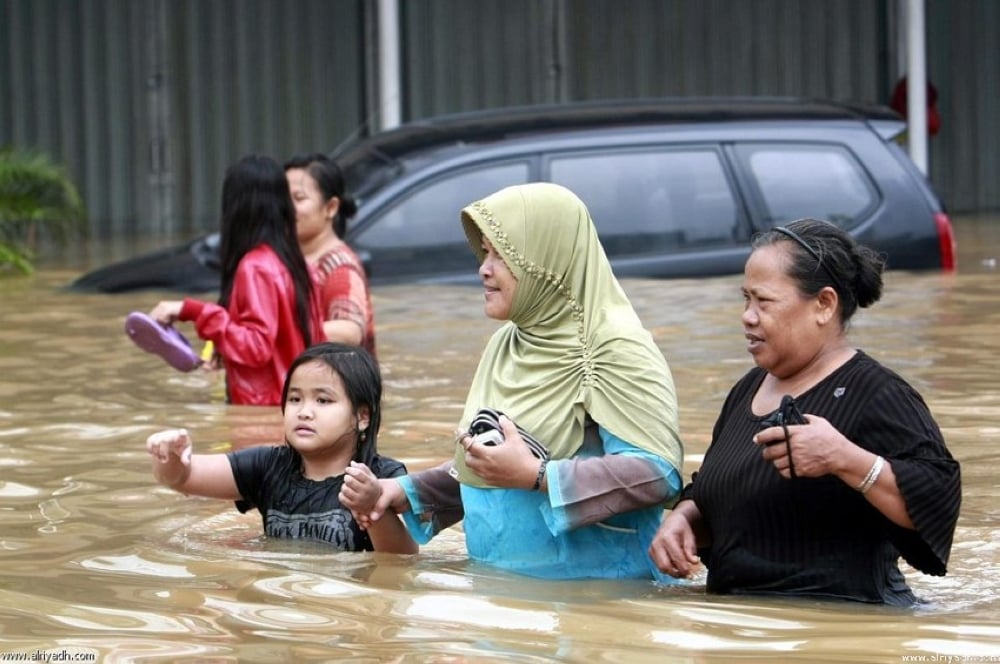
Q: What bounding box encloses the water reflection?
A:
[0,215,998,661]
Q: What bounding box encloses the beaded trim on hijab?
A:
[471,200,587,344]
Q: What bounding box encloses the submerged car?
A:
[70,97,956,293]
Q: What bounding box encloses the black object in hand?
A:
[759,395,806,478]
[760,394,807,430]
[469,408,550,459]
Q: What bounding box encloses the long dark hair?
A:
[281,342,383,466]
[283,152,357,238]
[218,154,315,346]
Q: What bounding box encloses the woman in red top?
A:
[285,153,376,357]
[150,154,325,405]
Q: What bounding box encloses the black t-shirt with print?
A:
[227,444,406,551]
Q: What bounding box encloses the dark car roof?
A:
[69,96,948,294]
[334,96,903,164]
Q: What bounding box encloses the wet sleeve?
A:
[227,446,273,514]
[321,264,369,337]
[542,427,682,535]
[370,455,407,479]
[184,263,282,368]
[399,461,465,544]
[867,383,961,575]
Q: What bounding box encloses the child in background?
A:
[148,154,325,405]
[285,153,376,357]
[146,342,417,554]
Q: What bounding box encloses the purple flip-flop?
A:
[124,312,201,372]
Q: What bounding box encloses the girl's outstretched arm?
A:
[341,461,418,554]
[146,428,241,500]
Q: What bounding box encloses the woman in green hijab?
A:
[350,182,684,580]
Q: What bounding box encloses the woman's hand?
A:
[352,478,411,530]
[150,300,184,326]
[757,414,916,528]
[343,469,419,554]
[755,414,849,479]
[648,501,703,578]
[461,415,542,490]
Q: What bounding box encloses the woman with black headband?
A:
[649,218,961,605]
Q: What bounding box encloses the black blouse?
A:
[688,351,961,605]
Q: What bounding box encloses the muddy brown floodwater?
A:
[1,214,999,662]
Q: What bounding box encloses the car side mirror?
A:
[191,233,221,271]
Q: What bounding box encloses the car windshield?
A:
[335,143,402,201]
[336,139,462,208]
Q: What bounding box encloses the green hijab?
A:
[451,183,682,487]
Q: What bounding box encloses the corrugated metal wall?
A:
[927,0,1000,212]
[0,0,995,246]
[401,1,889,111]
[2,0,148,240]
[0,0,365,243]
[401,0,556,115]
[562,0,888,100]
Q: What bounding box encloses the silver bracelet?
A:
[856,455,885,494]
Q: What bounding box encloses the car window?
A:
[351,160,531,281]
[547,147,740,256]
[734,143,876,227]
[355,161,530,248]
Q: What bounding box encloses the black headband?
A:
[773,226,847,295]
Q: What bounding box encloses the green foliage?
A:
[0,147,86,275]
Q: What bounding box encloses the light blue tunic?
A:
[399,427,682,581]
